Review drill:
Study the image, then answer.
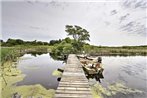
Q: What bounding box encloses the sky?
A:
[1,0,147,46]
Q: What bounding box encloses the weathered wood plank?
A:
[60,77,88,81]
[57,87,91,91]
[58,84,90,88]
[59,82,89,85]
[56,90,91,94]
[55,94,93,98]
[54,54,92,98]
[60,80,88,82]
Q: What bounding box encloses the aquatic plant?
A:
[91,82,143,98]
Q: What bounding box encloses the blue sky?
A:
[1,0,147,46]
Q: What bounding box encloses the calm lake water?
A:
[16,54,146,98]
[16,53,64,89]
[102,56,146,90]
[90,56,147,98]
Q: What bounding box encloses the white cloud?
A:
[1,0,146,46]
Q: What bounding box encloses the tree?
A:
[49,39,62,45]
[65,25,90,42]
[0,40,5,46]
[32,40,37,45]
[6,38,17,46]
[16,39,24,45]
[64,37,71,43]
[65,25,90,52]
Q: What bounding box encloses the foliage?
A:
[0,48,18,64]
[64,37,71,43]
[51,43,74,56]
[49,39,62,45]
[65,25,90,52]
[65,25,90,41]
[0,46,51,65]
[1,38,50,46]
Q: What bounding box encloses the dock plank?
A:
[54,54,92,98]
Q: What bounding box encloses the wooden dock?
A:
[54,54,92,98]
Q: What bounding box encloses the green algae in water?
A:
[91,86,103,98]
[4,68,22,76]
[91,83,143,98]
[1,75,25,98]
[108,83,143,95]
[1,61,55,98]
[14,84,55,98]
[2,74,55,98]
[52,70,62,77]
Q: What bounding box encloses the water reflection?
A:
[86,73,104,83]
[27,52,47,57]
[15,54,146,98]
[16,53,64,89]
[102,56,146,90]
[91,56,147,98]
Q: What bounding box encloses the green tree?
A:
[65,25,90,52]
[49,39,62,45]
[16,39,24,45]
[64,37,71,43]
[32,40,37,45]
[6,38,17,46]
[37,41,43,45]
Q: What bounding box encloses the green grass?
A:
[0,45,54,63]
[83,45,147,56]
[0,47,18,64]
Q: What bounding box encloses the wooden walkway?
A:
[54,54,92,98]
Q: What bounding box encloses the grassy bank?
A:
[0,45,53,63]
[1,45,146,63]
[83,45,147,56]
[49,43,147,60]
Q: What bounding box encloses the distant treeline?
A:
[1,38,147,56]
[1,38,147,48]
[0,38,68,46]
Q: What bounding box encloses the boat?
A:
[79,56,104,76]
[82,65,98,75]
